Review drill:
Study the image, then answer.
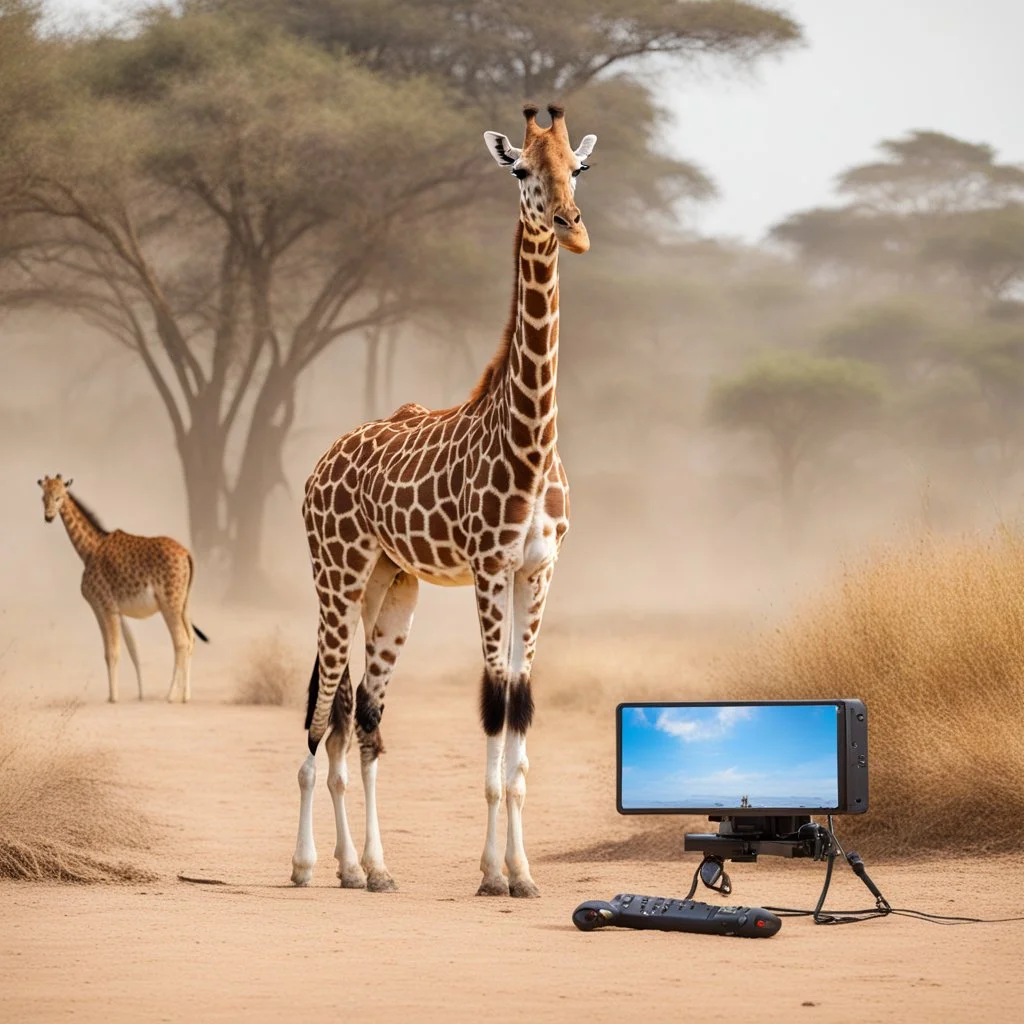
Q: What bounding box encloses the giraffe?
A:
[290,103,596,896]
[38,474,209,703]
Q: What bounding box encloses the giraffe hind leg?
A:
[119,617,143,700]
[354,570,418,893]
[291,537,379,886]
[325,674,366,888]
[159,596,194,703]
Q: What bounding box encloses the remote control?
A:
[572,894,781,937]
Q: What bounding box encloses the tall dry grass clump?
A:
[0,704,155,882]
[716,530,1024,858]
[233,632,304,706]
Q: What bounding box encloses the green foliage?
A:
[210,0,801,96]
[708,352,885,531]
[837,130,1024,214]
[821,299,939,379]
[709,351,885,451]
[920,204,1024,297]
[772,131,1024,296]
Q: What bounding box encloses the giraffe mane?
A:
[468,218,524,406]
[68,491,110,537]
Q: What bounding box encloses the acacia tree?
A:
[708,352,885,537]
[771,131,1024,292]
[2,13,478,590]
[2,1,802,593]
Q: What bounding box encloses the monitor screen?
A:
[617,702,843,814]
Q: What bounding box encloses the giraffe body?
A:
[291,105,596,896]
[38,475,207,703]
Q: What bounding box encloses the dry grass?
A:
[714,529,1024,858]
[233,632,304,707]
[0,703,156,882]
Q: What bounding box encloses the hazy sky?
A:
[619,704,840,809]
[668,0,1024,239]
[45,1,1024,242]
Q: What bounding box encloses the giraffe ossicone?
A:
[38,474,208,703]
[290,104,597,897]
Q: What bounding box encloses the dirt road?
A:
[2,613,1021,1023]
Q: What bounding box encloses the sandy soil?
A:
[1,611,1022,1024]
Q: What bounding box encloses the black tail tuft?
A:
[193,624,209,643]
[303,656,320,731]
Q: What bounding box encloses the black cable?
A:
[765,818,1024,925]
[696,817,1024,927]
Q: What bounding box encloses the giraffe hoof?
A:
[476,875,510,897]
[366,870,398,893]
[509,878,541,899]
[290,865,315,887]
[338,866,367,889]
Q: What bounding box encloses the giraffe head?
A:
[484,104,597,254]
[38,474,73,522]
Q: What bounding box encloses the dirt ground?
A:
[2,607,1023,1024]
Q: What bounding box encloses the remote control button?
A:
[738,915,747,926]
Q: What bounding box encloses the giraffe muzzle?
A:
[554,219,590,254]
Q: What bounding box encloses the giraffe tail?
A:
[303,656,320,731]
[193,624,210,643]
[304,659,351,755]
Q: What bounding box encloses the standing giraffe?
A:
[38,474,208,703]
[290,104,596,896]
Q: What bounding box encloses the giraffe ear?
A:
[574,134,597,161]
[483,132,521,167]
[65,478,73,487]
[37,478,43,487]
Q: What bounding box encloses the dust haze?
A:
[3,3,1024,1021]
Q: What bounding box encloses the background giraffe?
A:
[38,474,208,703]
[290,104,596,896]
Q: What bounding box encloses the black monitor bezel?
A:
[616,699,867,817]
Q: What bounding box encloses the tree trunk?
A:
[177,429,228,565]
[223,369,296,601]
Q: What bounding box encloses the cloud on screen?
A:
[654,706,754,742]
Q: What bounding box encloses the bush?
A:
[716,530,1024,857]
[0,703,155,882]
[233,632,304,707]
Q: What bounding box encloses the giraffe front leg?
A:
[474,569,514,896]
[503,561,556,898]
[89,600,120,703]
[119,617,144,700]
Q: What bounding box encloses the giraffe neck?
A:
[59,495,106,563]
[492,217,561,457]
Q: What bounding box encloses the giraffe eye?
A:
[512,167,529,180]
[571,164,589,178]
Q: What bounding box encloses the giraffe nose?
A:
[553,210,582,228]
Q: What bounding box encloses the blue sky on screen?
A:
[620,704,839,810]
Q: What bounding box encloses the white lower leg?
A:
[360,757,395,891]
[106,655,119,704]
[327,743,364,888]
[166,652,184,702]
[120,619,143,700]
[290,754,318,885]
[504,731,537,897]
[477,732,509,895]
